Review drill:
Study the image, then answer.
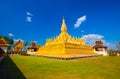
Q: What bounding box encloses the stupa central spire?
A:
[61,18,67,32]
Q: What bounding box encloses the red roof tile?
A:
[28,42,38,49]
[0,39,9,47]
[93,40,107,48]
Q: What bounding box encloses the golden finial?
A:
[61,17,67,32]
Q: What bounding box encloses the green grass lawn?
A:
[7,55,120,79]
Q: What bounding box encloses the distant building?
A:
[0,38,9,61]
[93,40,107,56]
[27,42,38,55]
[13,40,24,51]
[0,38,9,53]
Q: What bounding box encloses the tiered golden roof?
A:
[46,19,85,46]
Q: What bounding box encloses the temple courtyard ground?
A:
[6,55,120,79]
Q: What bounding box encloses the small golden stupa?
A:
[36,18,94,57]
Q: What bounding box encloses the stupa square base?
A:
[35,54,100,60]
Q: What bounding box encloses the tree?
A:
[23,41,28,50]
[0,36,14,50]
[37,44,43,48]
[9,39,14,45]
[116,42,120,50]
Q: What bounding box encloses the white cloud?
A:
[82,34,104,45]
[26,12,33,22]
[14,39,24,43]
[74,15,86,28]
[104,41,117,50]
[30,41,37,43]
[8,33,14,36]
[81,34,117,50]
[26,16,32,22]
[34,41,37,43]
[26,12,33,16]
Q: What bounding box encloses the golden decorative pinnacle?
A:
[61,17,67,32]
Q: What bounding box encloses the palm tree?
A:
[37,44,42,48]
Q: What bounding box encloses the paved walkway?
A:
[0,56,7,79]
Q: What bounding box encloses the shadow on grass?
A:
[6,56,26,79]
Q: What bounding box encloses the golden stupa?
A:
[36,18,94,57]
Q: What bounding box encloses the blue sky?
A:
[0,0,120,49]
